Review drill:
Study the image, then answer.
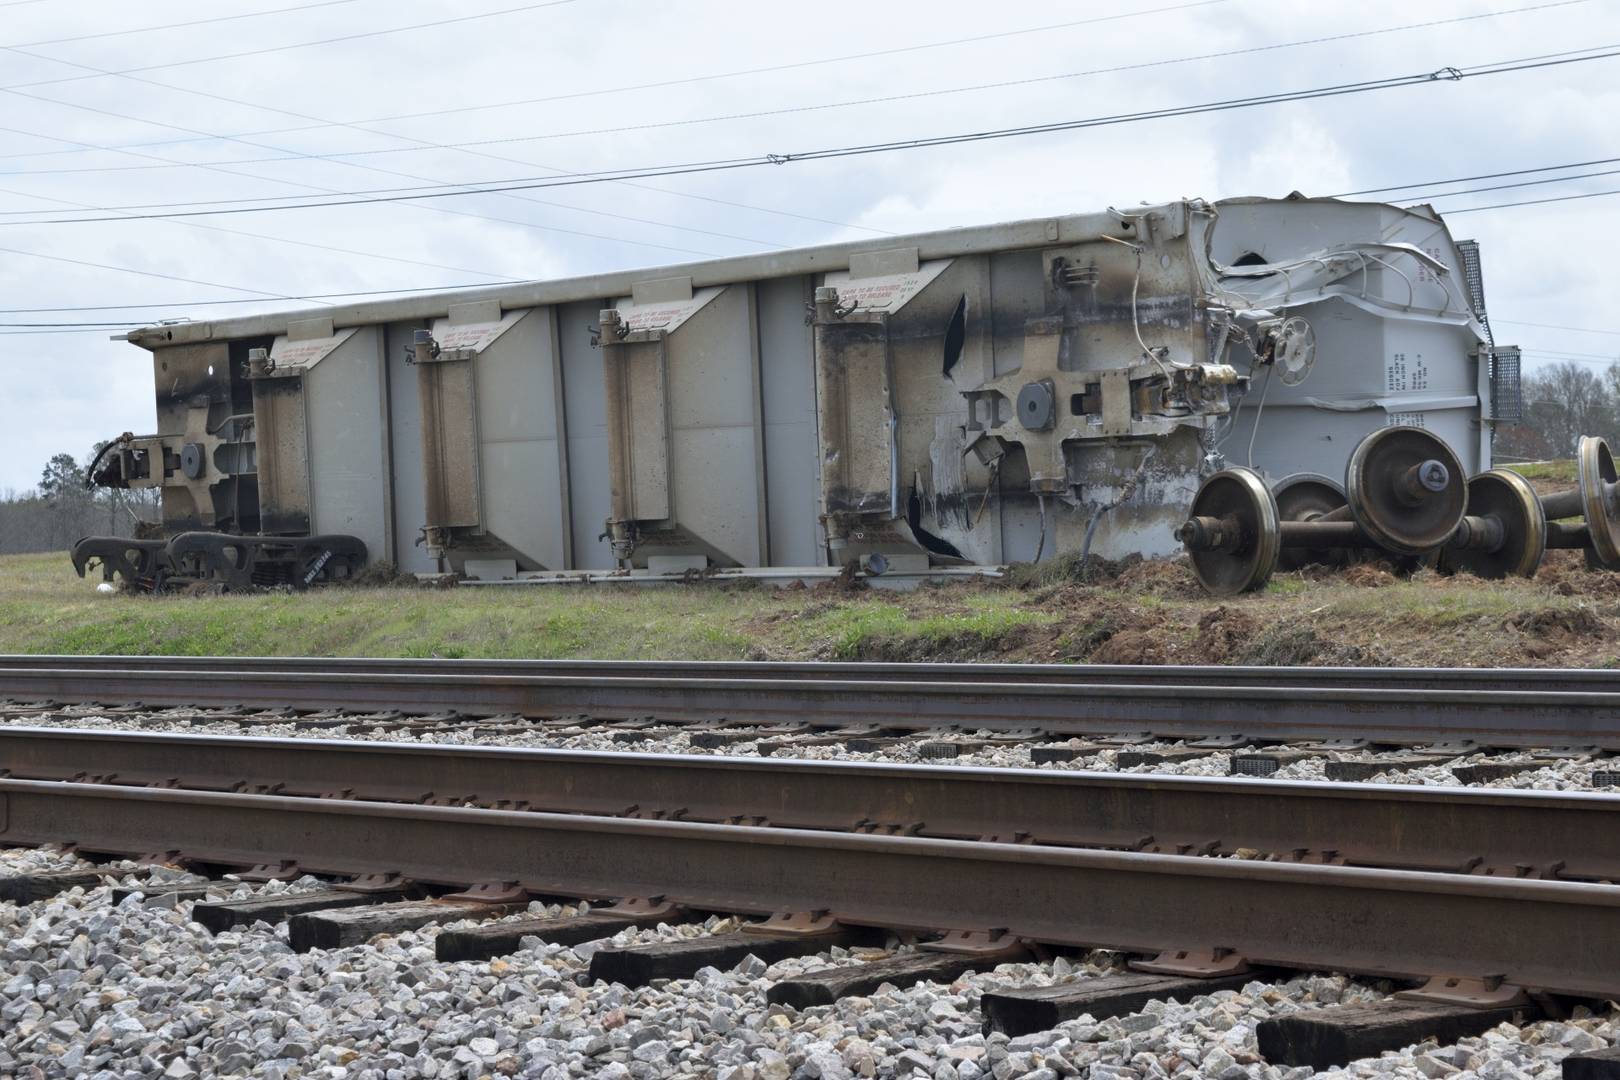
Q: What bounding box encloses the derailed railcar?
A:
[81,196,1509,586]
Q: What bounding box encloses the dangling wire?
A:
[1245,363,1275,469]
[1033,493,1048,564]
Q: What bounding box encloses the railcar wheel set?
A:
[1177,427,1620,595]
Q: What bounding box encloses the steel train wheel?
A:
[1438,469,1547,580]
[1578,435,1620,566]
[1345,426,1467,556]
[1185,467,1281,596]
[1272,473,1353,571]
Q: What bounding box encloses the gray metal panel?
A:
[664,284,763,565]
[757,276,822,566]
[385,322,433,574]
[559,300,613,569]
[476,308,569,570]
[988,249,1046,378]
[126,213,1115,348]
[304,326,390,561]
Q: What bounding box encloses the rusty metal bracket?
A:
[852,819,924,836]
[1397,975,1530,1008]
[336,872,407,894]
[238,860,303,882]
[919,928,1026,957]
[441,880,529,904]
[1130,947,1251,978]
[623,805,689,821]
[1471,860,1563,881]
[741,911,842,938]
[597,896,683,919]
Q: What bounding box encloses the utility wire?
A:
[0,0,583,92]
[0,0,363,49]
[3,46,1615,228]
[0,280,531,314]
[1331,154,1620,198]
[0,0,1238,163]
[0,54,789,250]
[1441,187,1620,213]
[1396,166,1620,204]
[0,182,529,282]
[0,152,1612,327]
[0,33,842,249]
[0,1,1588,180]
[0,243,344,305]
[1498,319,1620,336]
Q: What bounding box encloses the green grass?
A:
[781,595,1057,660]
[1506,459,1576,484]
[4,541,1612,668]
[0,552,771,659]
[0,551,1044,661]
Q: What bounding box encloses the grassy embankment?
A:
[2,460,1616,668]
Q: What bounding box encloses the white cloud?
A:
[1,0,1617,488]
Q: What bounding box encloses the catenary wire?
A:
[0,0,1239,162]
[0,1,1589,180]
[1331,154,1620,198]
[0,0,363,50]
[1439,187,1620,213]
[0,0,584,92]
[2,46,1615,227]
[1498,320,1620,336]
[0,54,791,251]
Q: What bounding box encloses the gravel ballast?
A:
[1,871,1616,1079]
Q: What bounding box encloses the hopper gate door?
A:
[598,278,762,570]
[410,302,571,576]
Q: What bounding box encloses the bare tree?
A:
[1496,361,1620,460]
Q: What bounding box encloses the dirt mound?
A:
[1341,564,1396,588]
[1091,628,1168,665]
[1232,620,1393,667]
[1194,606,1259,663]
[1113,556,1202,598]
[1506,605,1604,640]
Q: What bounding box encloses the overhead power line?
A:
[1331,154,1620,198]
[0,0,1239,164]
[3,45,1615,228]
[1398,165,1620,204]
[1441,187,1620,214]
[0,24,867,249]
[0,0,362,50]
[0,0,584,92]
[0,182,531,282]
[0,1,1589,180]
[0,280,531,315]
[1498,320,1620,336]
[0,150,1611,332]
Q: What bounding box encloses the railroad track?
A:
[4,657,1620,748]
[9,652,1620,692]
[2,727,1620,1001]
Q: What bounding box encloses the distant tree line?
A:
[0,445,160,556]
[1496,361,1620,461]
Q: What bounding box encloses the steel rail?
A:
[3,778,1619,997]
[5,654,1620,694]
[3,727,1616,878]
[1,665,1617,748]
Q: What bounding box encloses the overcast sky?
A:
[1,0,1616,493]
